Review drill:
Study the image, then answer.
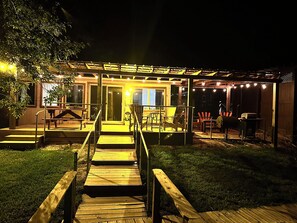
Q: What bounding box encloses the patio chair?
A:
[129,104,148,130]
[197,111,216,132]
[163,106,185,131]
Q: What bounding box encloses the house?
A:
[3,61,283,147]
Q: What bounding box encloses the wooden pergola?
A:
[51,61,282,147]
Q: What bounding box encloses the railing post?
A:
[152,173,161,223]
[64,179,75,223]
[147,152,151,215]
[74,152,78,171]
[139,137,142,173]
[35,114,39,150]
[87,138,91,173]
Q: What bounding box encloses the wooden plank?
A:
[152,169,201,221]
[28,171,77,223]
[78,203,145,210]
[76,207,146,215]
[198,212,218,223]
[218,210,251,223]
[81,195,144,204]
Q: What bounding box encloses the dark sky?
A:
[61,1,297,71]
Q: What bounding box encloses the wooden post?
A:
[293,71,297,144]
[186,78,193,144]
[272,82,279,149]
[178,86,182,105]
[64,180,75,223]
[74,152,78,171]
[87,139,91,173]
[152,174,161,223]
[147,154,151,215]
[226,86,231,112]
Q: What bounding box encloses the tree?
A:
[0,0,85,125]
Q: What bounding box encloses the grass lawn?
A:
[151,141,297,214]
[0,148,74,223]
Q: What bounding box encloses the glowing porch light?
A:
[202,88,206,91]
[216,82,221,86]
[246,83,250,88]
[193,88,195,92]
[262,84,267,89]
[240,84,244,88]
[201,82,205,86]
[223,89,226,92]
[213,89,217,92]
[0,62,17,75]
[78,74,82,78]
[254,83,258,86]
[182,87,185,91]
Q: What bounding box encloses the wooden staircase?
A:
[74,131,148,222]
[0,130,43,149]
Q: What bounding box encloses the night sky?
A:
[61,1,297,71]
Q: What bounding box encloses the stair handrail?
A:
[152,168,200,223]
[35,105,47,150]
[28,170,77,223]
[76,105,102,174]
[131,106,151,213]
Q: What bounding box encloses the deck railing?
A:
[132,107,152,213]
[76,105,102,173]
[130,104,194,145]
[152,169,200,223]
[28,170,77,223]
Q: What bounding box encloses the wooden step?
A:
[92,150,136,165]
[97,135,135,149]
[84,165,143,196]
[3,134,43,141]
[74,195,149,223]
[0,140,36,150]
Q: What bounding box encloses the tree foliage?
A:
[0,0,85,118]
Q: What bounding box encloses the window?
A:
[133,88,164,108]
[41,83,58,106]
[27,83,36,106]
[66,84,83,106]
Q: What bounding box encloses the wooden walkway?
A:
[74,133,147,222]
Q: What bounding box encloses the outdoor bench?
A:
[44,117,87,130]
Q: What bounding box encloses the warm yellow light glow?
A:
[0,61,17,75]
[262,84,267,89]
[213,89,217,92]
[193,88,195,92]
[240,84,244,88]
[254,83,258,86]
[223,89,226,92]
[172,81,176,84]
[246,83,250,88]
[125,91,131,96]
[216,82,221,86]
[202,88,206,91]
[202,82,205,86]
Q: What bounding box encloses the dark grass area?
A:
[151,142,297,214]
[0,149,74,223]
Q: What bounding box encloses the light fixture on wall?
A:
[262,84,267,89]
